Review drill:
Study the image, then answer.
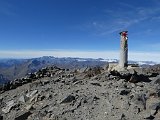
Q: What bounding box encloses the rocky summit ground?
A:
[0,65,160,120]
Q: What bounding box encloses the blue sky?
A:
[0,0,160,61]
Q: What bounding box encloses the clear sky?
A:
[0,0,160,61]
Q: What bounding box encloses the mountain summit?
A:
[0,64,160,120]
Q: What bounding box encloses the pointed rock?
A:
[19,95,29,103]
[25,104,34,110]
[26,90,38,98]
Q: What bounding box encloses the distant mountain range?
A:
[0,56,159,84]
[0,56,107,84]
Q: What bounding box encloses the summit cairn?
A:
[119,31,128,69]
[108,31,138,72]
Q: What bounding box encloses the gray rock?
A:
[79,67,89,73]
[151,75,160,85]
[2,100,15,113]
[41,79,50,85]
[132,94,147,110]
[129,74,139,83]
[90,83,101,87]
[150,102,160,110]
[18,95,29,103]
[144,115,155,119]
[45,93,52,99]
[15,111,32,120]
[48,106,54,113]
[26,90,38,98]
[120,89,130,95]
[150,109,157,115]
[109,75,117,80]
[120,113,127,120]
[130,83,136,88]
[121,100,130,110]
[61,95,76,104]
[29,94,38,103]
[25,104,34,110]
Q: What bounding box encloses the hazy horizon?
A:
[0,50,160,62]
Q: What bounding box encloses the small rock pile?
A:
[0,65,160,120]
[0,66,65,93]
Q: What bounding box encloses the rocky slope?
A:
[0,65,160,120]
[143,64,160,74]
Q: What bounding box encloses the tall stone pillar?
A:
[119,31,128,68]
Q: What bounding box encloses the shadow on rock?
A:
[109,70,151,83]
[129,74,151,83]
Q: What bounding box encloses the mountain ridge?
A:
[0,56,159,84]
